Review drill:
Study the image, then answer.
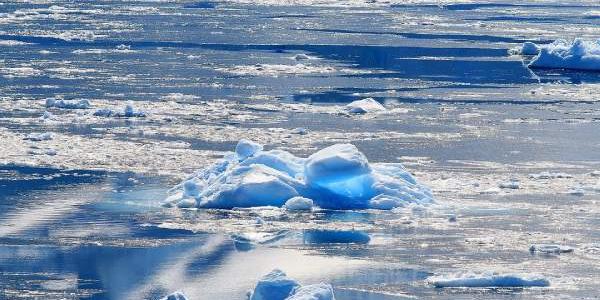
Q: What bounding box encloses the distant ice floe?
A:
[161,291,188,300]
[345,98,386,114]
[529,244,574,254]
[429,273,550,288]
[517,39,600,71]
[46,99,91,109]
[94,103,146,118]
[24,132,54,141]
[249,269,334,300]
[0,40,32,46]
[216,63,375,77]
[164,139,433,210]
[528,172,572,180]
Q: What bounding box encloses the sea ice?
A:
[345,98,386,114]
[528,172,572,180]
[286,283,335,300]
[165,140,433,210]
[249,269,300,300]
[430,273,550,288]
[94,104,146,118]
[498,180,519,189]
[529,244,574,254]
[283,197,314,211]
[510,42,539,55]
[161,291,188,300]
[293,54,310,60]
[24,132,54,141]
[249,270,336,300]
[526,39,600,71]
[45,98,91,109]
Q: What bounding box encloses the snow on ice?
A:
[164,140,433,210]
[345,98,386,114]
[523,39,600,71]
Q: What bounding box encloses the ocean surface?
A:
[0,1,599,299]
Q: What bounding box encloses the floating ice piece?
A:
[45,98,91,109]
[291,127,308,135]
[284,197,314,211]
[510,42,539,55]
[527,39,600,71]
[430,273,550,288]
[567,187,585,196]
[94,104,146,118]
[590,171,600,177]
[293,53,310,60]
[529,244,574,254]
[286,283,335,300]
[24,132,54,141]
[161,291,188,300]
[529,172,572,180]
[498,180,519,189]
[250,269,300,300]
[165,140,432,210]
[345,98,386,114]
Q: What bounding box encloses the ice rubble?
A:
[429,273,550,288]
[94,104,146,118]
[345,98,386,114]
[249,269,335,300]
[46,98,91,109]
[24,132,54,141]
[520,39,600,71]
[161,291,188,300]
[164,140,433,210]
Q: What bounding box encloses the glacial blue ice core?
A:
[164,140,433,210]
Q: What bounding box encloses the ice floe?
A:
[283,197,314,211]
[525,39,600,71]
[161,291,188,300]
[249,269,335,300]
[528,171,572,180]
[345,98,386,114]
[24,132,54,141]
[46,99,91,109]
[529,244,574,254]
[165,140,433,210]
[94,103,146,118]
[429,273,550,288]
[498,180,519,189]
[509,42,539,56]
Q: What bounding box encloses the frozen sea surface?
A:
[1,0,600,299]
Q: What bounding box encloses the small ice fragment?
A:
[590,171,600,177]
[256,217,265,225]
[345,98,386,114]
[293,53,310,60]
[498,180,519,189]
[520,42,540,55]
[161,291,188,300]
[116,44,130,51]
[123,103,146,117]
[283,197,313,211]
[529,244,574,254]
[176,198,197,208]
[93,108,114,117]
[46,149,58,156]
[528,172,572,180]
[447,214,457,222]
[41,111,54,120]
[291,127,308,135]
[45,98,91,109]
[430,273,550,288]
[236,139,263,160]
[24,132,54,141]
[286,283,335,300]
[249,269,300,300]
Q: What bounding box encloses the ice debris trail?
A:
[519,39,600,71]
[164,139,433,210]
[249,269,335,300]
[429,273,550,288]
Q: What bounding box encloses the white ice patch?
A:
[345,98,386,114]
[24,132,54,141]
[46,99,91,109]
[509,42,539,56]
[429,273,550,288]
[283,197,314,211]
[94,103,146,118]
[248,269,335,300]
[526,39,600,71]
[165,140,433,210]
[0,40,33,46]
[529,244,574,254]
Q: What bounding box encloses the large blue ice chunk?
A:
[250,269,300,300]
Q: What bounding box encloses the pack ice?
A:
[249,269,335,300]
[164,140,433,210]
[522,39,600,71]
